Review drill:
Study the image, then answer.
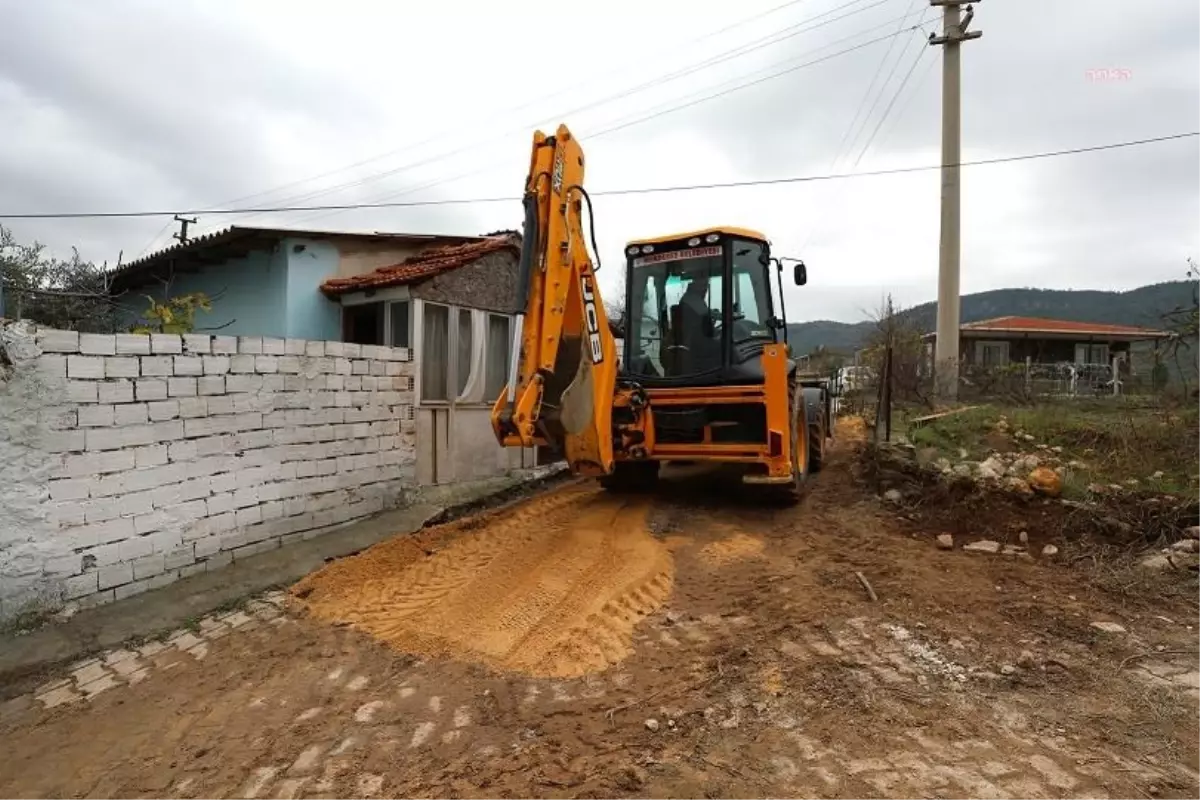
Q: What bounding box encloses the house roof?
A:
[110,224,483,290]
[319,234,521,297]
[923,315,1173,341]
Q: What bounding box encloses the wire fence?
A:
[830,356,1188,444]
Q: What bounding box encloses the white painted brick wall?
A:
[0,324,417,623]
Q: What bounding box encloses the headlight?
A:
[687,237,700,246]
[641,245,654,253]
[626,245,638,255]
[705,233,720,243]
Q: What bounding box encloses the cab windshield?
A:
[624,238,773,379]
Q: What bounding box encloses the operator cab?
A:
[621,227,797,388]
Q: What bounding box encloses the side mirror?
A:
[793,261,807,286]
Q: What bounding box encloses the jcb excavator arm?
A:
[490,125,619,476]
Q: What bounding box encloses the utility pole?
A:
[929,0,981,402]
[173,215,197,245]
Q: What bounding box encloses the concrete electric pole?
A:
[173,215,197,245]
[929,0,981,402]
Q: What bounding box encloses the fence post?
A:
[874,345,894,443]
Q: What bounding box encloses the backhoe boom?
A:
[490,125,619,476]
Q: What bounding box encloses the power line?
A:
[840,0,923,169]
[291,9,926,228]
[3,132,1193,221]
[228,0,902,231]
[850,33,930,169]
[202,0,824,213]
[870,43,938,153]
[796,2,929,251]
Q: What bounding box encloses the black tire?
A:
[808,408,826,474]
[779,386,812,506]
[599,460,660,493]
[802,386,828,474]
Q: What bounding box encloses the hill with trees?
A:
[786,281,1197,357]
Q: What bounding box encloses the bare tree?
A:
[604,268,627,336]
[1,224,123,332]
[864,293,933,409]
[1160,257,1199,394]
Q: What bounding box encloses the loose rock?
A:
[1090,621,1126,634]
[1138,553,1175,572]
[963,540,1001,554]
[1170,538,1200,553]
[883,489,903,504]
[644,718,660,732]
[936,534,954,550]
[1041,544,1059,558]
[1028,467,1062,497]
[1004,477,1035,498]
[1017,650,1036,669]
[1018,531,1029,545]
[1185,526,1200,540]
[1000,664,1017,676]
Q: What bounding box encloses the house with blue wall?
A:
[111,225,480,339]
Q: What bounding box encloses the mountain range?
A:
[786,281,1197,356]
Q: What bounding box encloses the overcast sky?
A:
[1,0,1197,323]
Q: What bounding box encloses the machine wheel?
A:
[599,460,660,493]
[808,406,826,474]
[779,387,812,505]
[802,386,828,474]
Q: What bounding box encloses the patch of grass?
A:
[904,399,1199,498]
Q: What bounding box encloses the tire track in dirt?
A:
[293,484,674,678]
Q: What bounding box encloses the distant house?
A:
[921,316,1175,393]
[921,316,1174,368]
[112,225,542,485]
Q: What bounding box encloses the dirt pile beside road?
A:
[290,484,674,679]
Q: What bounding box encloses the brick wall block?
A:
[261,337,285,355]
[38,328,80,353]
[202,355,231,375]
[135,378,168,402]
[79,333,116,356]
[211,335,237,354]
[304,341,325,357]
[105,357,140,379]
[114,570,178,602]
[168,377,197,397]
[238,336,263,354]
[255,355,279,374]
[95,383,133,410]
[115,404,149,426]
[140,355,174,377]
[151,334,182,354]
[198,376,225,395]
[67,355,105,379]
[115,333,152,355]
[182,334,211,354]
[98,562,133,590]
[175,355,203,376]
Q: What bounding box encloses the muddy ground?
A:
[1,421,1197,799]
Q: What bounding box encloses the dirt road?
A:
[1,424,1197,799]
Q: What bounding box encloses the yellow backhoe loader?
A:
[490,124,831,502]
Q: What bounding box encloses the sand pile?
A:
[291,486,674,679]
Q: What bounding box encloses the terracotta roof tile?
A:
[961,316,1170,336]
[320,234,520,296]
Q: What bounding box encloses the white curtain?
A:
[422,303,449,401]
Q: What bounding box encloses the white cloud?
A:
[1,0,1196,322]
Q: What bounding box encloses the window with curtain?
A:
[389,301,410,348]
[456,309,473,397]
[422,303,449,401]
[485,314,511,400]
